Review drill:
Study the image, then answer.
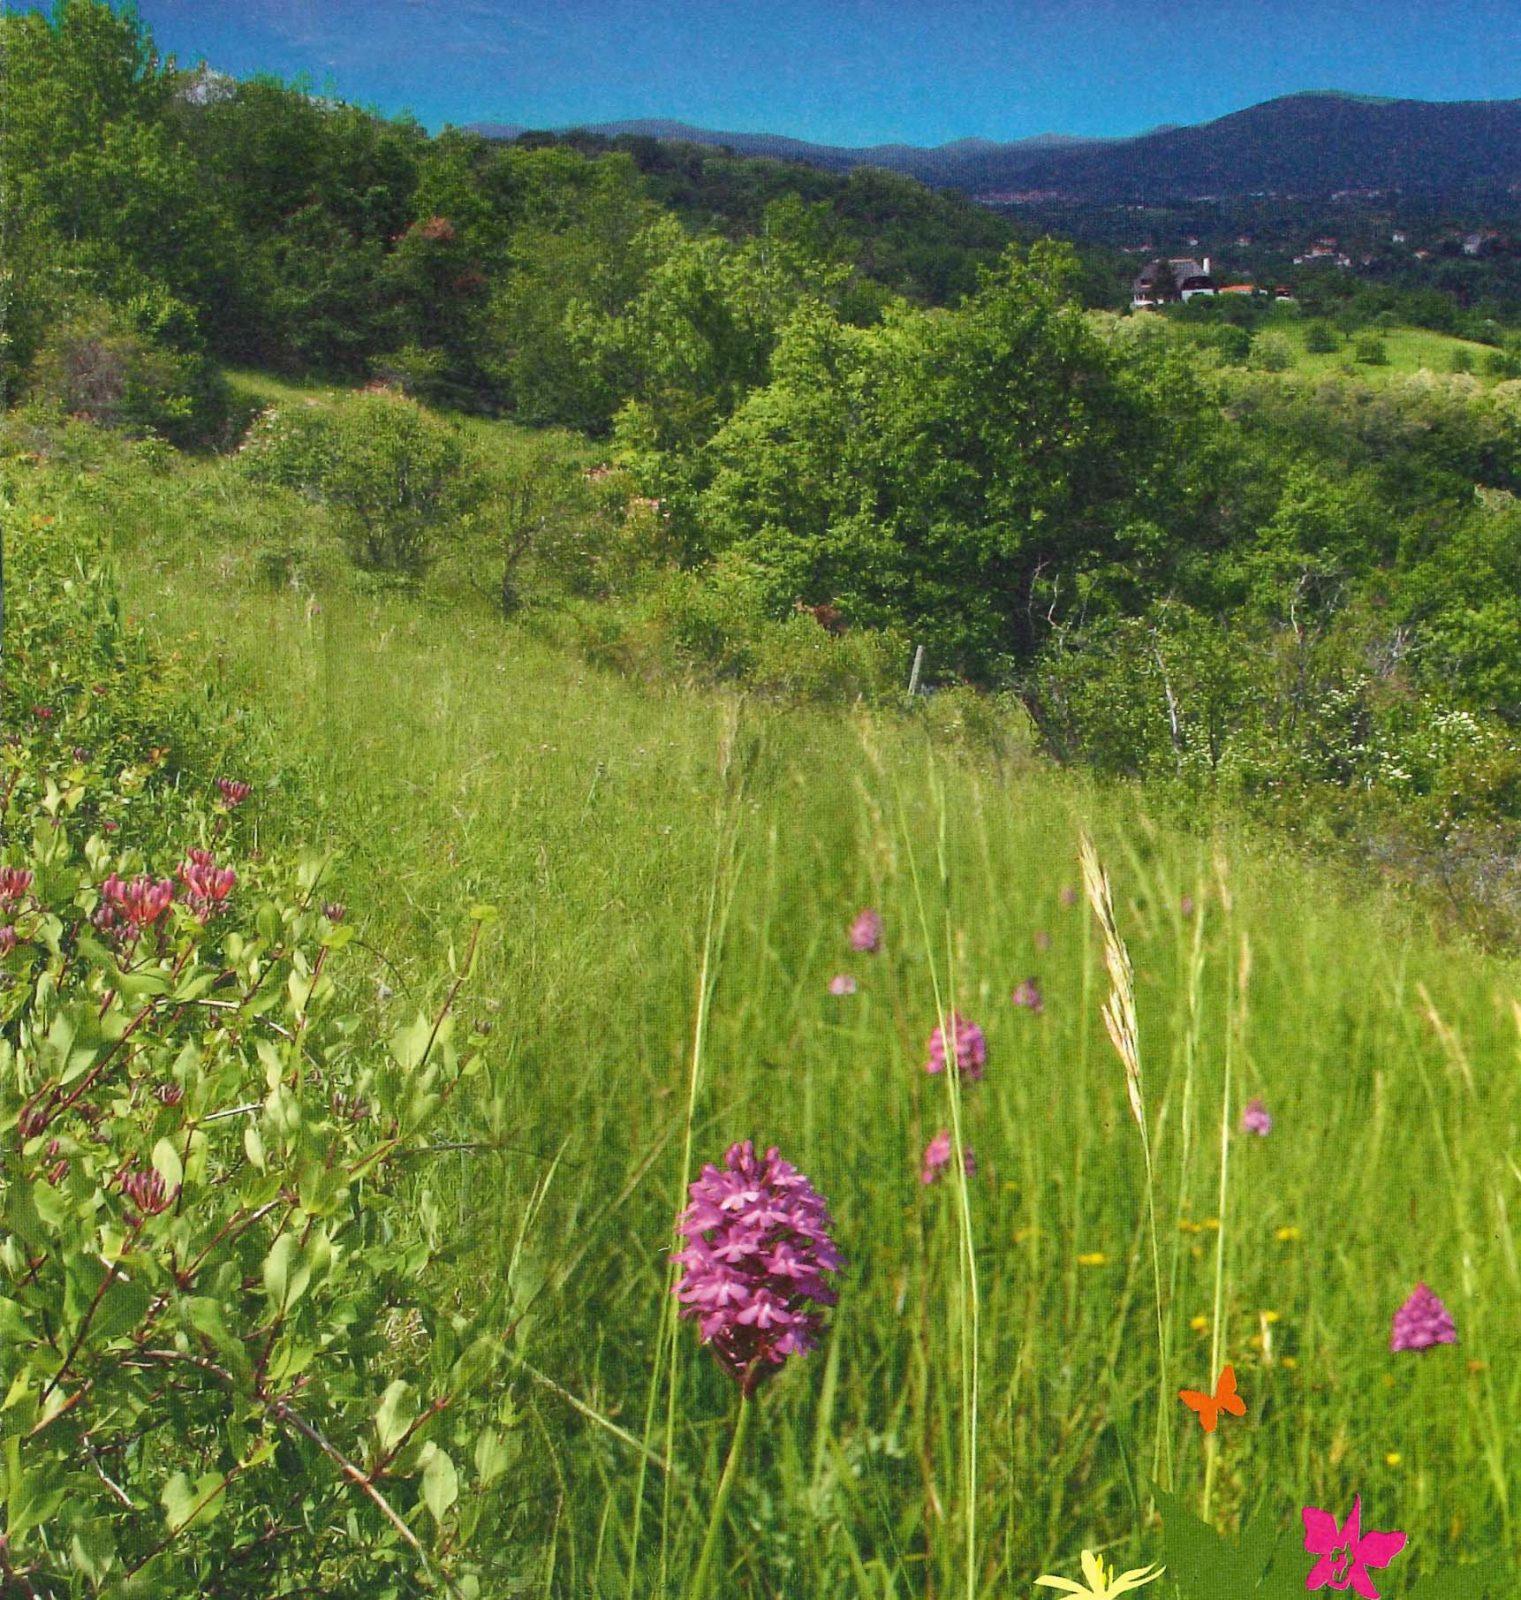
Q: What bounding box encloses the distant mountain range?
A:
[464,93,1521,201]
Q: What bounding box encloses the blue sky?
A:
[67,0,1521,145]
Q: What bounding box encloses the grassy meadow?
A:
[15,429,1518,1596]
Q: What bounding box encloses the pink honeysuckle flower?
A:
[101,873,175,929]
[1390,1282,1457,1352]
[828,973,858,995]
[178,853,237,921]
[924,1013,986,1080]
[0,867,34,907]
[1302,1495,1406,1597]
[848,909,883,953]
[920,1129,975,1185]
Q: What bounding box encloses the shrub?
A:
[2,498,512,1596]
[1354,332,1390,366]
[27,296,228,447]
[238,392,482,574]
[1248,331,1294,372]
[1303,321,1339,354]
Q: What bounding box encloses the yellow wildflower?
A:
[1275,1226,1301,1242]
[1189,1315,1209,1334]
[1035,1550,1165,1598]
[1262,1310,1280,1323]
[1281,1355,1298,1370]
[1198,1218,1220,1231]
[1077,1252,1109,1267]
[1386,1452,1402,1467]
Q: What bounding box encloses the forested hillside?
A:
[8,0,1521,938]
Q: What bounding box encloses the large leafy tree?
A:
[694,242,1210,676]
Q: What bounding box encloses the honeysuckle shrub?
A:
[3,500,513,1596]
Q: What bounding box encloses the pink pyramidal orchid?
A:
[1302,1496,1407,1597]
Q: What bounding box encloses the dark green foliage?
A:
[27,293,229,446]
[688,242,1211,676]
[1303,319,1339,352]
[1354,330,1390,364]
[238,391,480,572]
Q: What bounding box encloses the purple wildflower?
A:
[672,1140,843,1394]
[1241,1096,1273,1136]
[1391,1283,1457,1353]
[1010,978,1044,1014]
[921,1129,976,1185]
[1033,928,1052,952]
[924,1013,987,1080]
[0,927,16,958]
[828,974,858,996]
[1060,886,1079,908]
[849,909,883,954]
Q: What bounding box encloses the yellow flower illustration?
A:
[1036,1550,1165,1597]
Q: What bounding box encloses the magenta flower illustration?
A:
[672,1140,843,1395]
[1011,978,1045,1014]
[924,1013,987,1080]
[1390,1282,1457,1352]
[1302,1496,1406,1596]
[1241,1096,1273,1136]
[921,1129,976,1185]
[828,973,858,996]
[849,908,883,953]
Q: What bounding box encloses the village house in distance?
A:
[1131,256,1216,309]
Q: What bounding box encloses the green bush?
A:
[1353,332,1389,366]
[2,492,512,1597]
[26,296,228,447]
[238,391,482,573]
[1248,331,1294,372]
[1303,321,1339,354]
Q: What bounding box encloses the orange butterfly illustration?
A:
[1178,1363,1246,1432]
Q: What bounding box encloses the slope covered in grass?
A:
[11,425,1511,1596]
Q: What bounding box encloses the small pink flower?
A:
[101,873,175,930]
[1010,978,1044,1014]
[849,909,883,953]
[216,777,252,807]
[924,1013,987,1080]
[178,853,236,920]
[1033,928,1051,952]
[1060,886,1078,908]
[1180,894,1196,919]
[1390,1283,1457,1352]
[116,1164,178,1223]
[921,1129,975,1184]
[0,867,34,907]
[828,974,857,996]
[0,927,16,958]
[1302,1495,1406,1597]
[1241,1097,1272,1136]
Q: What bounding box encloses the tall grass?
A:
[25,436,1521,1593]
